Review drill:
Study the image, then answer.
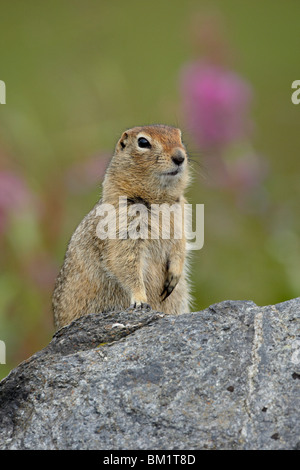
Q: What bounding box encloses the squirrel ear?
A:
[119,132,128,150]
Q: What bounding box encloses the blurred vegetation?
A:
[0,0,299,380]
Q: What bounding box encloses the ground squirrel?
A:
[52,125,191,330]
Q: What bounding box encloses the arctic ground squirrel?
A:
[52,125,191,330]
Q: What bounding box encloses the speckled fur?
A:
[52,125,191,330]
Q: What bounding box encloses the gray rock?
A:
[0,299,299,450]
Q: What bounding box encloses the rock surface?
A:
[0,299,299,450]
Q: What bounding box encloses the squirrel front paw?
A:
[129,293,151,310]
[161,271,180,301]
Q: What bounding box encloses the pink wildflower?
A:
[0,170,32,234]
[181,62,253,151]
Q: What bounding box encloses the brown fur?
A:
[52,125,191,330]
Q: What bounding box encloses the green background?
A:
[0,0,299,379]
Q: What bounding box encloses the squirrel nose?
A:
[171,149,185,166]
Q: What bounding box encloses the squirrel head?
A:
[103,125,189,204]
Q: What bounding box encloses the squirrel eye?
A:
[138,137,151,149]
